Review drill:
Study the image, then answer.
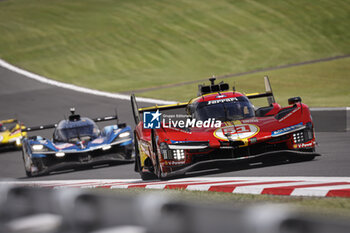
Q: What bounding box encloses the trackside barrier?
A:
[0,184,349,233]
[310,108,350,132]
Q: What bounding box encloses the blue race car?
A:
[22,108,133,177]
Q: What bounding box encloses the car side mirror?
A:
[288,96,302,105]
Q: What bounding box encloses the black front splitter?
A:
[163,150,321,179]
[31,155,134,177]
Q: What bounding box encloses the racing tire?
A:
[134,135,141,172]
[22,149,32,177]
[140,157,158,180]
[135,136,158,180]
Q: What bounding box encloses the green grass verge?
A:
[140,57,350,107]
[102,188,350,217]
[0,0,349,106]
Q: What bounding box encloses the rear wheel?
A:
[134,136,158,180]
[23,160,32,177]
[22,148,46,177]
[140,157,158,180]
[140,171,158,181]
[155,155,164,180]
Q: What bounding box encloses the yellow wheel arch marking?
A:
[138,140,150,167]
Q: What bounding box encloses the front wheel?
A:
[134,136,158,180]
[140,171,158,181]
[22,149,32,177]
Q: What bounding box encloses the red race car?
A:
[131,76,320,180]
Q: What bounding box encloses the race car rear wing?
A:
[23,123,58,132]
[131,93,188,124]
[23,109,121,132]
[0,119,18,124]
[245,76,276,106]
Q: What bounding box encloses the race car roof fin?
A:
[131,93,141,124]
[137,102,188,113]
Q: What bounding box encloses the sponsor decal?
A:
[143,110,161,129]
[241,119,259,123]
[214,124,259,141]
[207,97,238,105]
[55,143,74,150]
[165,160,186,165]
[215,94,227,98]
[278,107,300,122]
[168,127,192,134]
[92,138,104,144]
[297,141,315,149]
[272,122,303,137]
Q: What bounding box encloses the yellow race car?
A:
[0,119,27,150]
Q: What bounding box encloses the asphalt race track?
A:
[0,65,349,181]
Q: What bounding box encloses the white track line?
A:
[0,59,176,105]
[2,59,349,109]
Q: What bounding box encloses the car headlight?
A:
[172,149,185,160]
[31,144,49,152]
[102,145,112,151]
[118,131,131,138]
[160,143,186,160]
[0,136,3,142]
[293,131,304,144]
[16,138,21,146]
[55,152,65,157]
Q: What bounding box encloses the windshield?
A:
[54,118,100,143]
[193,96,255,121]
[0,122,17,132]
